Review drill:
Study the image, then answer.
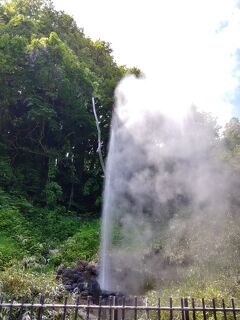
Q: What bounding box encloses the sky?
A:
[52,0,240,123]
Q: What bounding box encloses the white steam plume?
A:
[99,0,240,293]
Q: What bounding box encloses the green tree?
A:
[0,0,137,214]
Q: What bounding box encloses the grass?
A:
[146,268,240,305]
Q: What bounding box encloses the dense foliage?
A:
[0,0,139,270]
[0,0,139,213]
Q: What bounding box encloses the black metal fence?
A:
[0,295,239,320]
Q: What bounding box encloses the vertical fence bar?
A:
[0,293,4,317]
[202,298,207,320]
[74,295,80,320]
[41,294,45,320]
[19,296,24,319]
[184,298,189,320]
[231,298,237,320]
[52,295,56,320]
[169,297,173,320]
[37,294,44,320]
[133,296,137,320]
[97,296,102,320]
[109,296,113,320]
[62,296,68,320]
[30,295,35,320]
[114,296,118,320]
[87,296,90,320]
[222,298,227,320]
[9,295,14,320]
[121,296,125,320]
[212,299,217,320]
[212,298,217,320]
[146,297,149,320]
[113,296,116,320]
[181,298,184,320]
[157,298,161,320]
[192,298,196,320]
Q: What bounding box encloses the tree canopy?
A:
[0,0,140,213]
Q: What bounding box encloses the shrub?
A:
[0,266,64,300]
[51,219,100,266]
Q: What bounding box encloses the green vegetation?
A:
[0,0,139,215]
[0,186,101,270]
[0,0,133,292]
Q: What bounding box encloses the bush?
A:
[0,207,27,238]
[0,266,64,300]
[51,219,100,266]
[0,235,22,269]
[0,266,81,319]
[27,208,84,244]
[0,188,101,269]
[0,198,29,266]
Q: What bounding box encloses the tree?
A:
[224,117,240,151]
[0,0,138,214]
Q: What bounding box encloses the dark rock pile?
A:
[56,261,100,302]
[56,260,123,303]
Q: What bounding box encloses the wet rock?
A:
[56,260,101,302]
[56,260,126,304]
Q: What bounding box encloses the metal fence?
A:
[0,295,239,320]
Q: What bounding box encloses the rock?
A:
[56,260,125,303]
[76,260,88,272]
[56,261,101,302]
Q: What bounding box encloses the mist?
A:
[98,0,240,294]
[99,76,237,293]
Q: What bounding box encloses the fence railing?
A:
[0,295,239,320]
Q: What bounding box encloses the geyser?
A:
[98,0,240,293]
[99,76,233,294]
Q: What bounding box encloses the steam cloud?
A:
[99,0,240,294]
[99,76,239,294]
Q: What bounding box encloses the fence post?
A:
[170,297,173,320]
[98,296,102,320]
[212,298,217,320]
[157,298,161,320]
[62,296,68,320]
[0,293,4,317]
[192,298,196,320]
[222,298,227,320]
[181,298,184,320]
[232,298,237,320]
[122,296,126,320]
[134,296,138,320]
[37,294,44,320]
[113,296,118,320]
[74,295,80,320]
[184,298,189,320]
[202,298,207,320]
